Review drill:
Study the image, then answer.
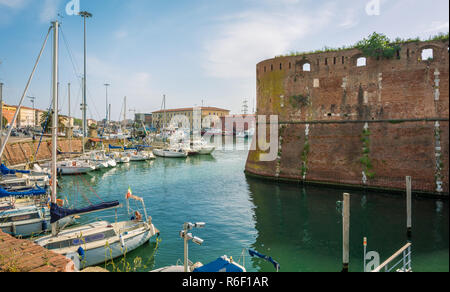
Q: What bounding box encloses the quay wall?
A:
[246,39,449,195]
[2,139,83,166]
[0,230,75,272]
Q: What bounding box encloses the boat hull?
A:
[153,149,188,158]
[58,166,95,175]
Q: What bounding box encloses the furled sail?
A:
[50,201,120,224]
[1,164,31,175]
[109,144,123,150]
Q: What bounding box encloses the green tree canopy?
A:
[355,32,401,59]
[40,111,66,133]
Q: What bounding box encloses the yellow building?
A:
[152,107,230,130]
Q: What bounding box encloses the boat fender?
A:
[42,220,48,231]
[120,234,125,248]
[11,223,16,236]
[77,247,86,261]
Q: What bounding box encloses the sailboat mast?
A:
[124,96,126,147]
[68,83,72,153]
[51,20,59,236]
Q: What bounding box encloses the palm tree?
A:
[40,111,66,133]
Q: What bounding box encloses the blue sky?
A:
[0,0,448,121]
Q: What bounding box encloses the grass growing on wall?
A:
[360,128,375,179]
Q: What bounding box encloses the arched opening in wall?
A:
[302,63,311,72]
[271,64,274,71]
[342,56,345,64]
[421,48,434,61]
[280,63,282,70]
[357,57,367,67]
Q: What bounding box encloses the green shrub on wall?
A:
[355,32,401,59]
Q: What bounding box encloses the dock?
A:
[0,230,75,272]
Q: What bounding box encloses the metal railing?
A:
[372,243,412,272]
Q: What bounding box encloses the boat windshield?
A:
[44,229,116,250]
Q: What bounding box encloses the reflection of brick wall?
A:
[246,40,449,195]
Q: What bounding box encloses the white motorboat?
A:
[81,150,115,169]
[126,150,148,161]
[57,160,95,175]
[192,139,215,155]
[153,148,188,158]
[109,152,130,164]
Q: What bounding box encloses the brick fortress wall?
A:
[246,40,449,195]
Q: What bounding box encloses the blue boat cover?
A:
[50,201,120,224]
[124,145,152,151]
[193,257,245,273]
[248,249,280,271]
[1,164,31,175]
[0,186,47,199]
[109,144,123,150]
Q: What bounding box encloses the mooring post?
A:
[363,237,367,272]
[406,176,412,239]
[342,193,350,272]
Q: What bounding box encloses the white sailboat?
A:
[153,148,188,158]
[34,21,159,269]
[192,138,215,155]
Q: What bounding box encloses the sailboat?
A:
[34,21,159,269]
[0,23,77,238]
[152,95,188,158]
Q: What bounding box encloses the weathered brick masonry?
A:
[2,139,82,166]
[246,40,449,195]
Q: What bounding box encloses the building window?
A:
[302,63,311,72]
[342,56,345,64]
[421,48,433,61]
[357,57,367,67]
[325,58,328,65]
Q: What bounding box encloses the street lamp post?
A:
[180,222,205,272]
[27,96,36,127]
[104,83,110,135]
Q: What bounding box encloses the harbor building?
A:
[152,107,230,130]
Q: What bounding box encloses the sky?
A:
[0,0,448,122]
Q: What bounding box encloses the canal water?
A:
[58,141,449,272]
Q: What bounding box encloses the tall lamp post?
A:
[27,96,36,127]
[104,83,110,133]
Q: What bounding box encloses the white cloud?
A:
[114,29,128,39]
[339,8,359,29]
[424,21,449,33]
[202,4,336,79]
[40,0,62,23]
[0,0,28,9]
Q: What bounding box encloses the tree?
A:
[355,32,400,59]
[40,111,66,133]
